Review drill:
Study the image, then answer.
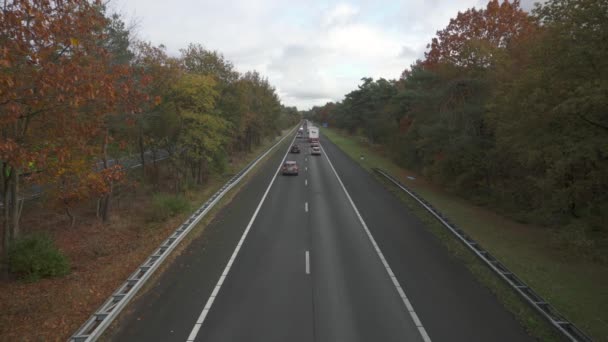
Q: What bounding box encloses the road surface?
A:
[109,132,532,342]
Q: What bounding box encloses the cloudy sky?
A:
[112,0,538,110]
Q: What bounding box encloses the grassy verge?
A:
[321,127,608,341]
[0,127,295,341]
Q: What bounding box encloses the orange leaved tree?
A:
[424,0,535,69]
[0,0,142,262]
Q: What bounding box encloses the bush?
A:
[147,193,191,222]
[9,233,70,281]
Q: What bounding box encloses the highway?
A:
[110,131,533,342]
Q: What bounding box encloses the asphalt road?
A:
[109,131,533,342]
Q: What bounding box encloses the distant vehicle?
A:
[311,146,321,155]
[308,127,319,143]
[282,161,299,175]
[290,145,300,153]
[296,131,303,138]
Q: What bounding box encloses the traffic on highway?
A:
[111,121,531,342]
[3,1,602,340]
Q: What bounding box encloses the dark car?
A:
[282,161,299,175]
[290,145,300,153]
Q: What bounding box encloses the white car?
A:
[311,146,321,155]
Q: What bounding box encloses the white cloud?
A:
[112,0,539,110]
[323,3,359,26]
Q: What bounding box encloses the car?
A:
[290,145,300,153]
[282,161,299,175]
[311,146,321,155]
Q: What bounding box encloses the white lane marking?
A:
[187,323,201,341]
[186,133,299,342]
[320,145,432,342]
[305,251,310,274]
[305,157,308,162]
[305,166,308,172]
[305,179,308,186]
[305,202,308,212]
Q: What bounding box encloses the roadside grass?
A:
[321,127,608,341]
[0,128,295,341]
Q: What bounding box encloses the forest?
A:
[306,0,608,254]
[0,0,299,275]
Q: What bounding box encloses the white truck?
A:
[308,127,319,143]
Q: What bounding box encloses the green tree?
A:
[490,0,608,228]
[167,74,229,188]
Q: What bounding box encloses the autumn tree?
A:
[0,0,145,261]
[127,42,180,179]
[424,0,535,69]
[319,0,608,249]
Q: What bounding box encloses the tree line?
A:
[0,0,299,265]
[307,0,607,250]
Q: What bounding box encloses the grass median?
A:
[321,127,608,341]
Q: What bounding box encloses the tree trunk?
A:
[100,129,112,223]
[138,129,146,179]
[152,149,158,180]
[1,162,8,274]
[205,158,211,184]
[101,194,110,223]
[96,198,101,219]
[191,162,197,184]
[10,169,19,238]
[65,206,76,228]
[0,164,21,275]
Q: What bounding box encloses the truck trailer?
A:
[308,127,319,143]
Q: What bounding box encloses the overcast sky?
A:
[112,0,538,110]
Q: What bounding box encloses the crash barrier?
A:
[70,126,298,342]
[372,168,591,342]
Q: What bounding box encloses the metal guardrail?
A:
[69,126,299,342]
[372,168,592,342]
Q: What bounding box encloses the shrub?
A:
[147,193,191,222]
[9,233,70,281]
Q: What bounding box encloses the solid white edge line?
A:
[187,324,201,341]
[320,144,432,342]
[185,132,298,342]
[305,251,310,274]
